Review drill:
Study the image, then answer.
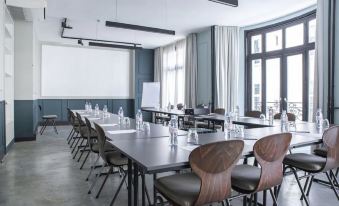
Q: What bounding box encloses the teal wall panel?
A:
[14,100,34,140]
[0,101,5,158]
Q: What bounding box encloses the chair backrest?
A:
[75,113,86,136]
[323,126,339,171]
[67,108,72,122]
[214,108,225,115]
[84,117,96,148]
[189,140,244,205]
[245,111,262,118]
[93,122,109,163]
[253,133,292,192]
[273,113,296,121]
[177,103,184,110]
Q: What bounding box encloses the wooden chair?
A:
[245,111,262,118]
[231,133,292,205]
[283,126,339,205]
[154,140,244,206]
[274,112,296,121]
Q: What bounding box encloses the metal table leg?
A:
[128,159,132,206]
[134,162,139,206]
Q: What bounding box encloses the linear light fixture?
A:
[105,21,175,35]
[208,0,238,7]
[89,42,142,50]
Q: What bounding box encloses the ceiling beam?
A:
[208,0,238,7]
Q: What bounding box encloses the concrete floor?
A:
[0,125,338,206]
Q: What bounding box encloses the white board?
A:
[41,44,133,98]
[141,82,160,108]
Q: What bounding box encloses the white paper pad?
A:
[81,114,91,117]
[179,145,199,152]
[107,130,136,135]
[99,124,118,127]
[88,117,101,120]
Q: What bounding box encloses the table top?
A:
[72,110,187,140]
[141,107,185,116]
[108,125,323,173]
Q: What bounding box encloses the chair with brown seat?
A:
[231,133,292,205]
[274,112,296,121]
[90,123,128,205]
[283,126,339,206]
[245,111,262,118]
[154,140,244,206]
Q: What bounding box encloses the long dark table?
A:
[74,110,325,206]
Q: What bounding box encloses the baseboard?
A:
[5,138,15,153]
[15,136,36,142]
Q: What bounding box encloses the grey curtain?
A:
[185,33,198,108]
[154,47,164,106]
[213,26,239,112]
[313,0,330,121]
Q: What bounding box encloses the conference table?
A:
[73,109,325,206]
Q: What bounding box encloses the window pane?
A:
[287,54,303,120]
[308,19,316,43]
[251,59,262,111]
[251,35,262,54]
[286,24,304,48]
[266,58,281,114]
[308,50,315,121]
[266,30,282,52]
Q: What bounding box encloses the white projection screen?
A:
[41,44,133,98]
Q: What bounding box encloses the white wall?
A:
[14,21,34,100]
[334,2,339,123]
[0,1,4,101]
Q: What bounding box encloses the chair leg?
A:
[300,176,310,200]
[80,150,91,169]
[88,164,106,194]
[242,196,247,206]
[73,138,84,157]
[77,141,88,162]
[269,188,278,206]
[335,168,339,177]
[86,154,100,181]
[327,171,339,200]
[290,167,309,206]
[96,166,113,198]
[68,130,76,145]
[52,120,58,134]
[71,137,80,152]
[39,120,48,135]
[263,190,267,206]
[306,176,314,196]
[66,128,74,141]
[110,171,127,206]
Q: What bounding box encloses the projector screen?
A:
[41,44,133,98]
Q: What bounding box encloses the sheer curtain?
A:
[155,40,186,108]
[214,26,240,111]
[185,34,198,108]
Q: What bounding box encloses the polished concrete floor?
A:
[0,125,338,206]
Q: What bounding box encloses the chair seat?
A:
[91,143,115,153]
[314,148,327,158]
[42,115,57,119]
[231,165,261,194]
[283,153,326,173]
[154,173,200,206]
[105,151,128,166]
[80,127,97,138]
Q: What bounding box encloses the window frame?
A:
[244,10,316,120]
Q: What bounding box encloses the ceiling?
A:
[29,0,316,48]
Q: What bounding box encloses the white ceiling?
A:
[33,0,316,48]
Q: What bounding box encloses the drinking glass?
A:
[143,122,151,133]
[323,119,330,129]
[187,129,199,144]
[123,117,130,126]
[259,114,266,120]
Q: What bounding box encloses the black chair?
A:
[154,140,244,206]
[89,123,128,205]
[283,126,339,205]
[40,115,58,135]
[231,133,292,206]
[68,111,84,147]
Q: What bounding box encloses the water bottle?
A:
[85,102,89,111]
[136,109,143,130]
[103,105,108,117]
[234,106,240,120]
[280,110,288,132]
[224,112,233,135]
[118,107,124,123]
[169,115,178,146]
[88,102,92,113]
[167,102,172,111]
[94,104,99,115]
[316,108,323,129]
[268,107,274,126]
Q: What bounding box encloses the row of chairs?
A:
[66,109,128,206]
[154,126,339,206]
[64,108,338,206]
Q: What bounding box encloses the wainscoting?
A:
[14,99,135,142]
[0,101,5,159]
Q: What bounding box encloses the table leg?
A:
[134,163,139,206]
[128,159,132,206]
[141,173,146,206]
[153,173,157,206]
